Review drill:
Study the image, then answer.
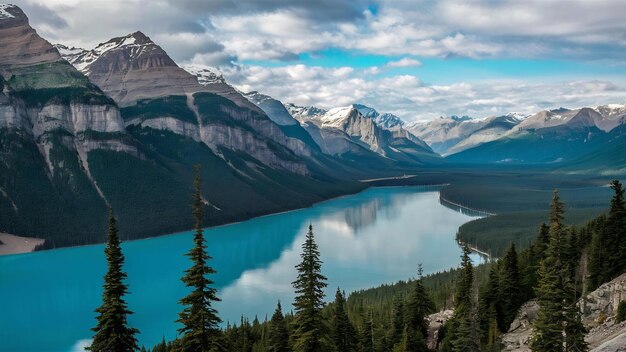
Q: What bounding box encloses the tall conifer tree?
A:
[177,165,221,351]
[89,209,139,352]
[269,302,290,352]
[292,225,328,352]
[532,190,587,352]
[331,289,357,352]
[449,245,479,352]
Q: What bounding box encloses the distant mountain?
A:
[407,115,489,154]
[446,114,523,155]
[287,103,439,165]
[447,106,626,165]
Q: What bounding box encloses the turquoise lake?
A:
[0,187,482,351]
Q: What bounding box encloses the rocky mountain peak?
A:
[0,4,27,28]
[0,4,61,69]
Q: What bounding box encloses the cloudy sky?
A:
[12,0,626,121]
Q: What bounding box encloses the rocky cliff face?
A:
[60,36,312,174]
[501,273,626,352]
[292,104,439,163]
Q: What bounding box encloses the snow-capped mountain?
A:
[285,103,327,120]
[182,64,226,85]
[447,105,626,164]
[284,103,437,162]
[353,104,405,130]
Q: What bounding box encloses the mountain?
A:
[447,107,624,165]
[0,4,137,246]
[445,114,523,155]
[1,6,366,249]
[353,104,405,130]
[288,103,440,165]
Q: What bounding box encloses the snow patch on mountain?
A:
[183,64,226,85]
[285,103,327,121]
[0,4,16,19]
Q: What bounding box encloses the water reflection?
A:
[0,187,481,351]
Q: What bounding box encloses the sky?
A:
[10,0,626,121]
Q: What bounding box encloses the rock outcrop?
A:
[500,273,626,352]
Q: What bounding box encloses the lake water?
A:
[0,186,482,351]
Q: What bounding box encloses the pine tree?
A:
[269,302,290,352]
[360,312,374,352]
[404,265,433,352]
[500,243,523,330]
[391,295,405,347]
[479,266,502,345]
[607,180,626,279]
[531,190,585,352]
[89,209,139,352]
[331,289,357,352]
[177,165,221,351]
[292,224,328,352]
[450,245,479,352]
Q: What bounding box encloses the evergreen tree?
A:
[360,312,374,352]
[532,190,567,352]
[390,295,405,347]
[269,302,290,352]
[606,180,626,279]
[449,245,479,352]
[331,289,357,352]
[177,165,221,351]
[292,224,328,352]
[479,266,502,345]
[89,209,139,352]
[403,265,433,352]
[500,243,523,330]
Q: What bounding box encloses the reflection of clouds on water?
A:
[218,190,479,323]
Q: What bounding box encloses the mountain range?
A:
[0,4,440,249]
[2,4,626,249]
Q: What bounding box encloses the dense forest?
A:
[88,172,626,352]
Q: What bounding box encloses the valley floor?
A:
[0,233,44,255]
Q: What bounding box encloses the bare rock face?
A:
[59,34,312,174]
[0,4,61,70]
[500,274,626,352]
[426,309,454,350]
[501,300,538,352]
[580,273,626,327]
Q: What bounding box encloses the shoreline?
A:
[0,183,451,257]
[0,233,45,256]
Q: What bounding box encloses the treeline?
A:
[87,173,626,352]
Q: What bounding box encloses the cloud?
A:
[387,57,422,68]
[223,63,626,121]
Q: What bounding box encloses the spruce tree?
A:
[391,295,405,347]
[532,191,566,352]
[89,209,139,352]
[450,245,479,352]
[500,243,523,330]
[404,265,434,352]
[360,312,374,352]
[177,165,221,351]
[269,302,290,352]
[331,289,357,352]
[607,180,626,279]
[479,266,502,345]
[292,224,328,352]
